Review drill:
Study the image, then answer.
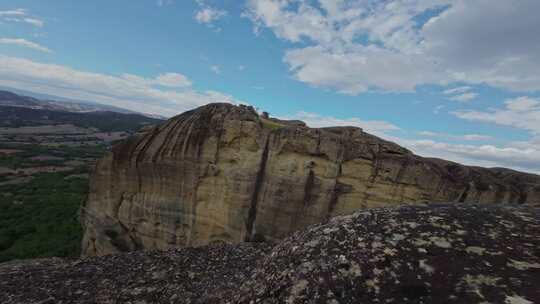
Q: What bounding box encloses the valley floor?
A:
[0,128,111,262]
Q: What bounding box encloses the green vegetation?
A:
[0,144,107,169]
[0,144,107,263]
[0,102,156,263]
[261,118,285,130]
[0,172,87,262]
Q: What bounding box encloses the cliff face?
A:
[80,103,540,256]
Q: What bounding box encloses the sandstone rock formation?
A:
[3,204,540,303]
[80,103,540,255]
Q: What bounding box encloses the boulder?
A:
[80,103,540,256]
[2,204,539,303]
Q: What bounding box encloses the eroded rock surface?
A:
[2,204,539,303]
[80,103,540,255]
[233,203,540,304]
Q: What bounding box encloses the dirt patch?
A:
[17,166,73,175]
[0,176,32,186]
[0,149,22,154]
[0,167,15,175]
[0,124,94,135]
[64,173,89,180]
[29,155,65,162]
[92,132,129,142]
[64,160,86,167]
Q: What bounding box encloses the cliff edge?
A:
[80,103,540,256]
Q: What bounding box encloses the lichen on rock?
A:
[2,203,539,303]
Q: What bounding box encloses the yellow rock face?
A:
[80,103,540,256]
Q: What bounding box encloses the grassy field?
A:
[260,118,285,130]
[0,144,106,263]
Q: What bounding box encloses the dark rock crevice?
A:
[458,182,471,203]
[518,191,528,205]
[302,169,315,206]
[244,135,271,242]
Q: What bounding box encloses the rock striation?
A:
[80,103,540,255]
[3,204,540,303]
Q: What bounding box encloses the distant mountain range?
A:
[0,89,164,132]
[0,87,166,119]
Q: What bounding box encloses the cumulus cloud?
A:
[154,73,192,87]
[244,0,540,94]
[195,7,227,24]
[0,55,244,117]
[453,96,540,134]
[194,0,227,29]
[505,96,540,112]
[0,38,51,53]
[285,45,442,94]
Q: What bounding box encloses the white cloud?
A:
[23,17,44,27]
[195,7,227,24]
[285,45,443,94]
[157,0,173,7]
[155,73,192,87]
[194,1,226,29]
[418,131,438,137]
[0,38,51,53]
[0,9,26,17]
[508,136,540,153]
[443,86,471,95]
[210,65,221,74]
[462,134,493,141]
[448,92,477,102]
[418,131,492,141]
[0,55,244,117]
[505,96,540,112]
[444,85,477,102]
[400,138,540,174]
[0,9,44,27]
[453,96,540,134]
[244,0,540,94]
[118,72,191,88]
[433,105,445,114]
[237,65,245,71]
[290,111,400,137]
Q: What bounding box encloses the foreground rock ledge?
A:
[2,203,540,304]
[81,103,540,256]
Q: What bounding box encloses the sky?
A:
[0,0,540,174]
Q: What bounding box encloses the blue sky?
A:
[1,0,540,173]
